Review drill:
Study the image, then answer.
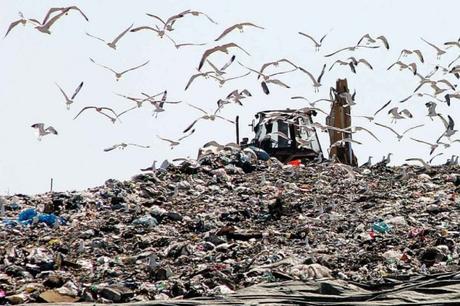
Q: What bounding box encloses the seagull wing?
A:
[70,81,84,100]
[187,103,208,115]
[357,59,373,70]
[85,32,106,43]
[238,61,264,77]
[265,79,290,88]
[215,115,235,123]
[261,81,270,94]
[55,83,69,100]
[45,126,58,135]
[223,71,251,82]
[40,7,67,24]
[5,19,25,38]
[99,107,119,118]
[413,49,424,63]
[402,124,424,135]
[410,137,435,147]
[120,60,149,75]
[355,126,381,142]
[67,6,89,21]
[374,122,401,138]
[206,59,222,72]
[324,46,349,57]
[185,72,211,91]
[111,23,133,45]
[178,128,196,141]
[268,67,297,78]
[448,115,455,129]
[73,106,95,120]
[220,55,236,71]
[130,26,160,34]
[298,32,319,45]
[400,109,413,118]
[291,96,310,101]
[117,106,137,118]
[377,35,390,49]
[317,64,326,82]
[183,119,200,133]
[104,144,120,152]
[214,24,239,41]
[298,67,318,85]
[127,143,150,149]
[41,9,68,30]
[421,37,442,52]
[356,33,371,45]
[399,95,413,103]
[145,13,166,25]
[437,114,449,129]
[89,58,117,74]
[437,79,456,90]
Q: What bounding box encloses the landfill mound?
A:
[1,146,460,304]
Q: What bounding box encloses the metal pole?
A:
[235,116,240,145]
[50,178,53,192]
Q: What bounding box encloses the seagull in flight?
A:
[388,107,412,122]
[374,122,424,141]
[198,43,250,70]
[89,58,149,81]
[344,126,381,142]
[238,61,295,94]
[421,38,446,59]
[206,55,236,77]
[398,49,424,63]
[399,92,444,103]
[290,96,334,107]
[356,34,390,49]
[373,100,392,117]
[425,102,438,120]
[257,59,298,79]
[387,61,417,75]
[55,81,83,110]
[104,143,150,152]
[214,22,264,41]
[298,32,329,51]
[157,129,196,149]
[298,64,327,92]
[34,6,88,34]
[437,114,457,141]
[39,6,89,24]
[328,138,362,154]
[31,123,58,140]
[208,72,251,87]
[74,106,120,123]
[86,23,133,50]
[410,137,440,155]
[141,91,182,117]
[4,12,39,38]
[183,104,234,133]
[324,45,378,57]
[184,71,218,91]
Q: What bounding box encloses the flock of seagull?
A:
[7,5,460,170]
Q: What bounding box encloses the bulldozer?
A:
[237,79,358,166]
[238,109,323,163]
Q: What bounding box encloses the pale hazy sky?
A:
[1,0,459,194]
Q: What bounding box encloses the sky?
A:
[1,0,459,194]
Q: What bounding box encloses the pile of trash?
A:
[1,144,460,304]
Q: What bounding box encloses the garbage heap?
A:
[1,146,460,304]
